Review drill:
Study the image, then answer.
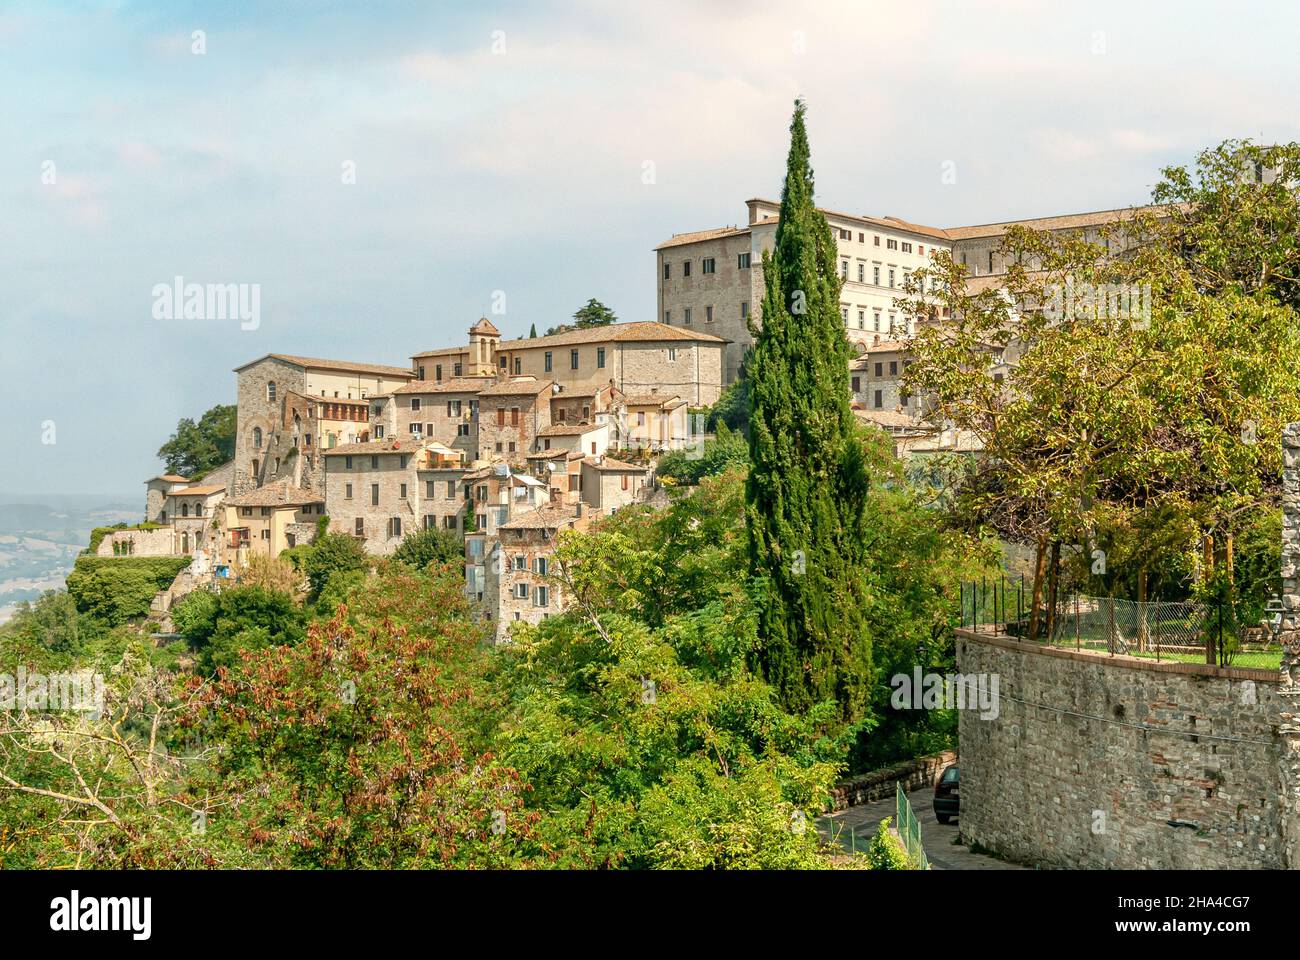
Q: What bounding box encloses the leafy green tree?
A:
[708,372,750,435]
[546,298,618,336]
[300,531,368,598]
[157,404,236,479]
[173,585,307,674]
[900,138,1300,626]
[392,525,463,571]
[656,423,748,485]
[1,590,106,660]
[65,557,191,626]
[745,100,874,722]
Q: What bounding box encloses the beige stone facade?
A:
[321,439,465,554]
[222,478,325,565]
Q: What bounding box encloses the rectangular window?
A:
[637,411,646,426]
[902,242,912,254]
[390,517,402,538]
[663,310,671,324]
[874,390,883,408]
[510,407,520,427]
[544,351,552,372]
[887,238,898,250]
[857,263,864,283]
[840,260,848,280]
[682,260,691,278]
[371,484,379,506]
[683,308,691,325]
[515,582,530,600]
[621,474,629,490]
[701,257,715,274]
[453,363,462,376]
[345,456,353,469]
[570,349,579,370]
[445,514,458,529]
[668,347,677,361]
[497,408,505,426]
[889,269,896,288]
[411,398,421,411]
[852,377,861,392]
[890,361,899,375]
[705,305,713,323]
[400,483,407,499]
[741,301,749,319]
[426,480,435,498]
[371,455,379,469]
[597,347,606,368]
[355,518,365,536]
[345,483,353,500]
[535,585,549,608]
[535,557,549,575]
[737,252,751,269]
[663,262,670,280]
[873,265,880,285]
[875,362,883,377]
[513,555,526,571]
[446,480,456,499]
[874,235,880,246]
[435,364,442,381]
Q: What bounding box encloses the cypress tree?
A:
[529,322,538,338]
[745,100,873,720]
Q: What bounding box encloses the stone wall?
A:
[957,630,1283,869]
[95,527,177,558]
[829,749,957,812]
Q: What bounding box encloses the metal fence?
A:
[895,781,929,870]
[960,578,1281,669]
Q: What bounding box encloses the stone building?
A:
[577,456,646,511]
[484,502,598,643]
[232,353,414,496]
[622,393,688,453]
[413,320,726,407]
[476,377,555,468]
[536,421,613,460]
[321,438,464,554]
[145,474,193,524]
[164,483,227,556]
[222,477,325,565]
[370,377,492,462]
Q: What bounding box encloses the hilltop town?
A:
[97,189,1198,641]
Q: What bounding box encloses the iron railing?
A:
[895,781,929,870]
[959,579,1281,669]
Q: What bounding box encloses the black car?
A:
[934,764,959,823]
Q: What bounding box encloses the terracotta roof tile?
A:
[235,354,414,379]
[225,478,323,508]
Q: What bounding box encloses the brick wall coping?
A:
[955,628,1278,683]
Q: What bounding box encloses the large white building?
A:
[656,197,1165,384]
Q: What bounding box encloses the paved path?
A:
[819,788,1026,870]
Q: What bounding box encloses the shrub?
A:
[867,817,918,870]
[65,557,191,625]
[392,526,463,571]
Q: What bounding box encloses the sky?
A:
[2,0,1299,496]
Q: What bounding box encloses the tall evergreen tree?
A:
[529,322,538,338]
[745,100,873,721]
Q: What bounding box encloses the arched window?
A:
[181,502,189,517]
[267,381,277,403]
[181,532,190,553]
[253,426,263,449]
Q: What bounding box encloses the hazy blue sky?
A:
[3,0,1298,496]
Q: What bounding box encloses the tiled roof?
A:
[167,484,226,497]
[478,377,555,397]
[410,346,470,360]
[234,354,415,379]
[654,226,752,250]
[322,439,428,457]
[539,422,603,437]
[499,504,584,531]
[942,204,1176,241]
[858,339,911,355]
[225,479,323,508]
[853,408,927,430]
[623,393,682,407]
[582,457,643,472]
[497,321,726,349]
[148,474,191,484]
[392,377,493,395]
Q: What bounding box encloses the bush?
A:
[65,557,191,625]
[866,818,917,870]
[173,585,307,674]
[300,532,368,597]
[392,526,463,571]
[656,423,748,485]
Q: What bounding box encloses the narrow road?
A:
[819,788,1026,870]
